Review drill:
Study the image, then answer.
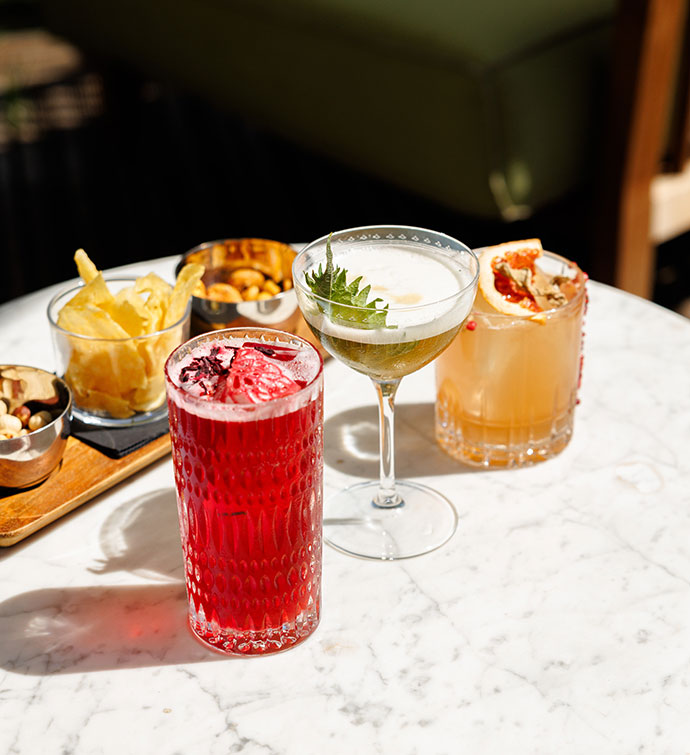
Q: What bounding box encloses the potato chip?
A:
[145,291,169,332]
[64,345,146,418]
[163,262,204,328]
[134,272,172,298]
[111,286,152,336]
[65,273,114,311]
[74,248,100,284]
[130,378,166,412]
[133,274,172,331]
[57,303,131,340]
[70,386,135,419]
[136,331,172,375]
[57,250,203,419]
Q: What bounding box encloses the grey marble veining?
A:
[1,260,689,754]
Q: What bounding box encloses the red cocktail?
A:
[165,328,324,655]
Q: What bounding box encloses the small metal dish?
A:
[177,238,300,337]
[0,366,72,489]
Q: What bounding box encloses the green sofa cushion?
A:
[39,0,615,219]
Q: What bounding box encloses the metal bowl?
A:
[177,238,300,337]
[0,366,72,489]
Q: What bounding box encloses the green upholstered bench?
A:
[37,0,615,222]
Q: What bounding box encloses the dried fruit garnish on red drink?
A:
[220,346,304,404]
[176,342,305,404]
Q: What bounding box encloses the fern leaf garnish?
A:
[305,234,393,328]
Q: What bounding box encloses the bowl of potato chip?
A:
[178,238,300,337]
[47,250,203,426]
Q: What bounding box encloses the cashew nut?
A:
[229,269,265,290]
[242,285,261,301]
[206,283,243,303]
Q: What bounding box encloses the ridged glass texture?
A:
[168,375,323,655]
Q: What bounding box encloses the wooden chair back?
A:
[593,0,690,298]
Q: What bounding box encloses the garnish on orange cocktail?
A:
[436,239,587,467]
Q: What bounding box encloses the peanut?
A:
[262,279,281,296]
[229,269,265,290]
[28,411,53,431]
[242,285,261,301]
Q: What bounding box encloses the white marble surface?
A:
[1,258,690,754]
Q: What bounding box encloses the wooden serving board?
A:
[0,434,171,547]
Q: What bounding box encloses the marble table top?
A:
[1,257,690,754]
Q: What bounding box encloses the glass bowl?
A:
[47,276,191,427]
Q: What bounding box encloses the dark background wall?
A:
[1,27,689,316]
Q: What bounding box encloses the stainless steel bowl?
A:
[177,238,300,337]
[0,366,72,489]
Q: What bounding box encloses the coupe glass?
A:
[293,225,478,560]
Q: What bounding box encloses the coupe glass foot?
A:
[323,480,458,560]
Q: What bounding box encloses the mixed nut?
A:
[196,268,288,303]
[0,366,62,440]
[184,238,296,304]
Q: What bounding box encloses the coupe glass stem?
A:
[372,378,403,508]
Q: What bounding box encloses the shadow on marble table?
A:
[0,487,183,568]
[0,582,228,675]
[324,402,477,479]
[91,488,184,581]
[0,488,228,675]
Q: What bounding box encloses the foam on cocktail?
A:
[304,244,475,343]
[167,335,322,420]
[343,245,463,307]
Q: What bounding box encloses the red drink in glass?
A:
[164,328,324,655]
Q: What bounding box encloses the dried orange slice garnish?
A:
[478,238,546,317]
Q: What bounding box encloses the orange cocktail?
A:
[435,241,586,467]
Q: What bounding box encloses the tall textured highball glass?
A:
[293,225,478,560]
[165,327,324,655]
